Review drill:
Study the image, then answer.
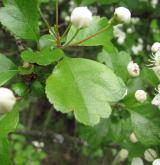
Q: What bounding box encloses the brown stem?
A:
[55,0,61,46]
[58,23,111,49]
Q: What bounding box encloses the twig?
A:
[13,129,85,146]
[64,29,80,46]
[38,8,56,37]
[61,22,72,40]
[55,0,61,46]
[42,108,53,131]
[58,23,111,49]
[12,129,120,149]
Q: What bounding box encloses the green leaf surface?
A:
[0,107,19,165]
[97,43,131,81]
[21,48,64,66]
[18,65,34,75]
[0,0,39,40]
[0,54,18,86]
[80,0,119,5]
[0,137,11,165]
[66,17,113,46]
[130,110,160,145]
[46,57,126,125]
[79,119,109,147]
[39,34,55,49]
[12,82,27,97]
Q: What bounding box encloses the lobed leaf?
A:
[46,57,126,125]
[21,48,64,66]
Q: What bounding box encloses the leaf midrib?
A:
[65,59,93,123]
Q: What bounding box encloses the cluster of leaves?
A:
[0,0,160,164]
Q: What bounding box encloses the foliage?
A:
[0,0,160,164]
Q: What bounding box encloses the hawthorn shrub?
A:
[0,0,160,165]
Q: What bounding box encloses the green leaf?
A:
[18,65,34,75]
[12,82,27,97]
[79,119,110,147]
[46,57,126,125]
[39,34,55,49]
[81,0,96,5]
[21,48,64,66]
[0,108,19,136]
[0,54,18,86]
[0,137,11,165]
[81,0,119,5]
[130,109,160,145]
[0,107,19,165]
[97,0,119,4]
[0,0,39,40]
[97,43,131,81]
[66,17,113,46]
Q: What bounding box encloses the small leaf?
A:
[0,54,18,86]
[0,0,39,40]
[39,34,55,49]
[21,48,64,66]
[18,65,34,75]
[66,17,113,46]
[12,82,27,97]
[46,57,126,125]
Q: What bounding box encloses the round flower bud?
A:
[144,148,158,162]
[0,88,16,114]
[131,157,144,165]
[129,132,138,143]
[151,42,160,53]
[135,90,147,103]
[114,7,131,24]
[127,61,140,77]
[119,149,129,161]
[153,159,160,165]
[71,7,92,29]
[152,94,160,107]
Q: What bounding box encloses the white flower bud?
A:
[114,7,131,24]
[135,90,147,103]
[151,42,160,53]
[144,148,158,162]
[153,159,160,165]
[131,157,144,165]
[0,88,16,114]
[152,94,160,107]
[119,149,129,161]
[127,61,140,77]
[71,7,92,29]
[129,132,138,143]
[112,149,128,165]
